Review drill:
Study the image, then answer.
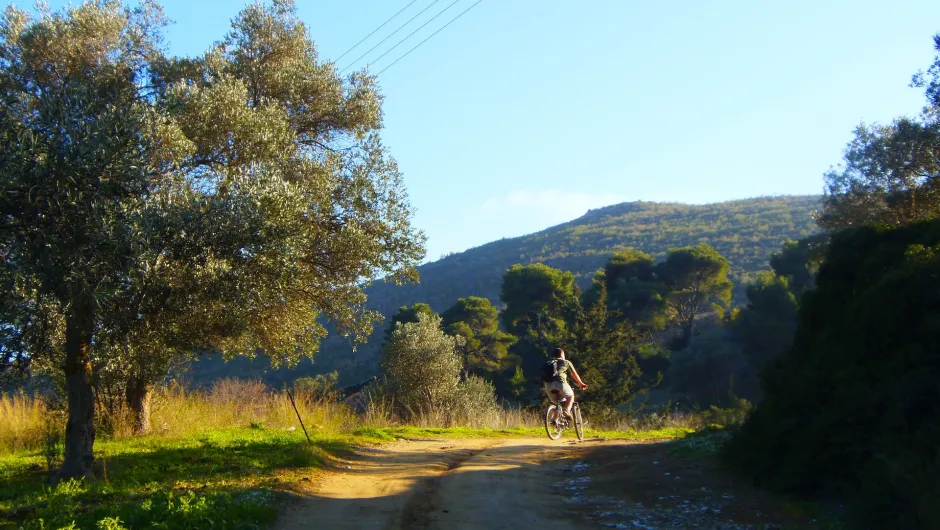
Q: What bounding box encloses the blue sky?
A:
[17,1,940,262]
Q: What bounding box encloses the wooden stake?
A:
[285,387,312,445]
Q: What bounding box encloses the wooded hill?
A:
[188,195,821,386]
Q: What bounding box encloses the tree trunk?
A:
[125,376,153,435]
[680,317,695,349]
[58,309,96,481]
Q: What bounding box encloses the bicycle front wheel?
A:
[545,404,563,440]
[573,403,584,441]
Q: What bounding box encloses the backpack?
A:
[540,359,563,383]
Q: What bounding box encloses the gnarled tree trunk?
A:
[125,376,152,435]
[58,309,96,481]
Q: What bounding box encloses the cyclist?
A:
[542,347,587,422]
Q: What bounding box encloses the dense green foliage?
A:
[441,297,516,377]
[722,221,940,528]
[767,235,829,296]
[593,249,668,332]
[499,264,579,335]
[200,196,820,387]
[728,271,798,373]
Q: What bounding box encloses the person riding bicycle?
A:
[541,347,587,422]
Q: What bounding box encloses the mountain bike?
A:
[544,389,584,441]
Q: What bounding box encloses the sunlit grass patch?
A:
[0,427,354,530]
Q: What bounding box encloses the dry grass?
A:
[1,378,710,456]
[0,391,48,455]
[1,379,361,455]
[397,403,540,430]
[148,379,358,437]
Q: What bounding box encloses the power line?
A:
[364,0,464,72]
[339,0,446,74]
[334,0,422,63]
[376,0,484,76]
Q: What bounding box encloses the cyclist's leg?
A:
[545,383,565,421]
[562,383,575,416]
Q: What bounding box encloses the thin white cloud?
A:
[481,189,630,222]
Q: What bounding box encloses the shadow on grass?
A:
[0,428,353,530]
[98,432,351,483]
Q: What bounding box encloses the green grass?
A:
[353,425,695,441]
[0,428,356,530]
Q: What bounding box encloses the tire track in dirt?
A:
[398,444,496,528]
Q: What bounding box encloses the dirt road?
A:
[275,436,817,530]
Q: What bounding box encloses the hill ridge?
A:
[189,194,822,386]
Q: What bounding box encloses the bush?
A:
[722,221,940,528]
[293,372,339,401]
[380,313,462,420]
[445,375,500,428]
[699,397,751,428]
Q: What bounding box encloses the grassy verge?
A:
[0,427,356,530]
[354,425,695,441]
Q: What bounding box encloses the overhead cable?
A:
[376,0,485,76]
[339,0,447,73]
[334,0,422,63]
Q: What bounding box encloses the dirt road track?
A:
[275,437,817,530]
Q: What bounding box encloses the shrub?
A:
[380,313,463,420]
[293,372,339,401]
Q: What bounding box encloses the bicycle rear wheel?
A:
[545,404,563,440]
[573,403,584,441]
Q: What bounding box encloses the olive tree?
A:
[0,0,424,479]
[380,313,462,417]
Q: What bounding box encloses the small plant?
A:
[96,517,128,530]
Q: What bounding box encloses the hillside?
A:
[188,195,821,386]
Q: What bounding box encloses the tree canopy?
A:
[499,263,579,336]
[655,244,732,348]
[819,35,940,232]
[598,250,668,332]
[441,296,516,377]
